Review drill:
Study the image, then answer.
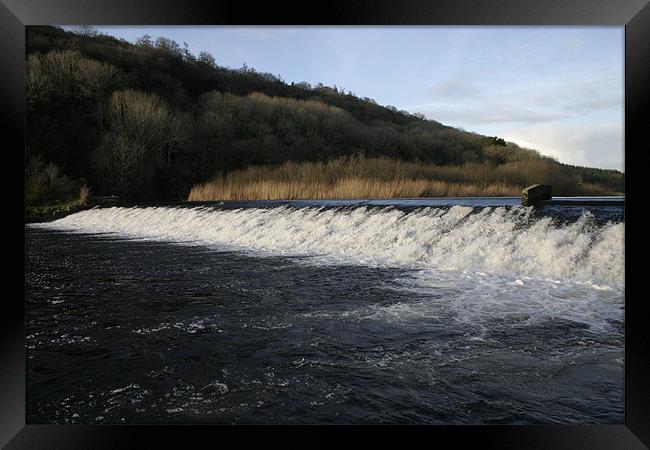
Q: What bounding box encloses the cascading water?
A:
[26,202,625,424]
[33,204,624,287]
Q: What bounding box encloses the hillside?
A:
[25,26,624,203]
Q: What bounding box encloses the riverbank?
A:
[25,196,120,223]
[26,199,89,223]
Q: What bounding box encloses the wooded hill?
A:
[26,26,624,203]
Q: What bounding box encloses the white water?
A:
[33,205,624,288]
[27,204,625,425]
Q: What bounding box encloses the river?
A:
[25,198,624,424]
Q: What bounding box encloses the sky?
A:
[89,26,624,171]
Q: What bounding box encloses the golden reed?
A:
[188,156,614,201]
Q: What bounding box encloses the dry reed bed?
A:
[189,177,520,201]
[187,156,615,201]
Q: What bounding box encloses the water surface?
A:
[26,199,624,424]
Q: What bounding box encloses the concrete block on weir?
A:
[522,184,552,206]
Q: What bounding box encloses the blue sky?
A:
[88,26,624,170]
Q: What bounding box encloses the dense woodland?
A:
[26,26,624,204]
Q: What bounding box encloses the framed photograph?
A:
[4,0,649,447]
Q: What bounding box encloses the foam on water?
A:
[32,205,623,288]
[26,212,625,423]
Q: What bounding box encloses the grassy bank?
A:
[188,156,620,201]
[25,198,91,223]
[24,187,117,223]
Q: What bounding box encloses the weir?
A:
[31,203,624,286]
[522,185,624,207]
[522,184,551,206]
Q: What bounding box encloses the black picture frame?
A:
[4,0,648,447]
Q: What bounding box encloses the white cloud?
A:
[499,122,624,170]
[427,79,483,100]
[524,74,622,115]
[410,103,568,126]
[405,67,623,170]
[565,38,586,49]
[417,71,621,122]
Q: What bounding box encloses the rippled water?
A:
[26,200,624,424]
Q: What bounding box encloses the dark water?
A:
[25,201,624,424]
